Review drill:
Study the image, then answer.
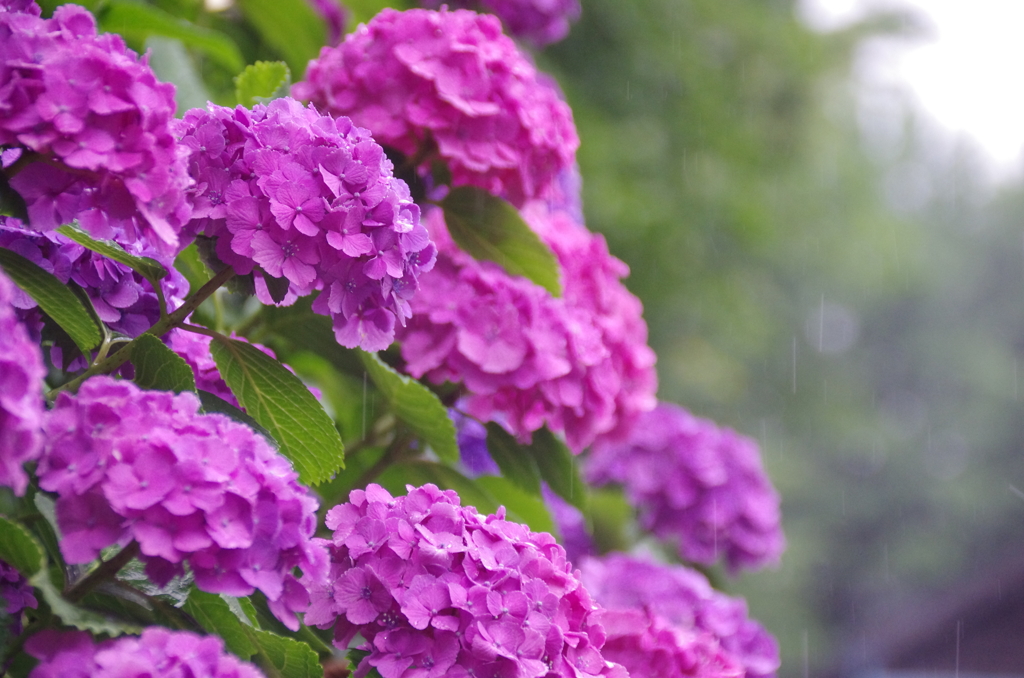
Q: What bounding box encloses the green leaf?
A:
[441,186,562,296]
[211,337,344,485]
[31,570,142,636]
[377,461,501,517]
[248,626,323,678]
[235,0,326,78]
[146,36,212,114]
[484,423,542,496]
[359,351,459,464]
[523,427,586,510]
[174,242,214,291]
[183,589,258,660]
[375,462,553,533]
[475,476,555,535]
[236,61,292,107]
[196,390,278,446]
[0,516,45,578]
[0,248,101,356]
[57,223,168,283]
[98,1,244,72]
[130,333,197,394]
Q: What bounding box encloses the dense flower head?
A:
[176,98,435,351]
[25,628,265,678]
[0,217,188,340]
[584,403,784,574]
[36,376,325,629]
[0,266,45,496]
[419,0,581,47]
[293,8,579,207]
[398,206,655,452]
[580,553,779,678]
[305,483,625,678]
[1,557,37,635]
[0,1,190,255]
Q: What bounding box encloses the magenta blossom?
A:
[419,0,581,47]
[580,553,780,678]
[25,628,265,678]
[0,1,190,255]
[36,377,326,630]
[304,483,627,678]
[584,403,785,574]
[0,266,45,496]
[1,557,37,635]
[398,205,656,452]
[176,98,435,351]
[293,8,578,207]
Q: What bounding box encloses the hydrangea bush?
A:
[0,1,785,677]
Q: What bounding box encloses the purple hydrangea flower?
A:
[0,218,189,341]
[0,1,191,255]
[1,558,37,634]
[292,8,579,207]
[304,483,627,678]
[175,98,435,351]
[584,403,785,574]
[36,376,326,630]
[0,266,45,496]
[398,205,656,453]
[25,628,266,678]
[580,553,780,678]
[419,0,581,47]
[451,409,500,477]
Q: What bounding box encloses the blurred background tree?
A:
[543,0,1024,675]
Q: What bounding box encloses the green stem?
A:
[64,541,141,604]
[46,265,236,399]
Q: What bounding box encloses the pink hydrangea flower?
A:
[0,1,191,255]
[176,98,435,351]
[420,0,581,47]
[584,403,785,574]
[36,377,326,630]
[25,628,265,678]
[0,266,45,496]
[305,483,627,678]
[580,553,780,678]
[398,205,656,452]
[293,8,579,207]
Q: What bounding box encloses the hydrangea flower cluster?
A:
[1,558,37,635]
[579,553,780,678]
[293,8,579,207]
[0,266,45,496]
[419,0,581,47]
[0,1,190,255]
[176,98,435,351]
[0,218,188,340]
[304,483,625,678]
[584,403,783,574]
[399,206,656,452]
[25,628,265,678]
[36,377,325,629]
